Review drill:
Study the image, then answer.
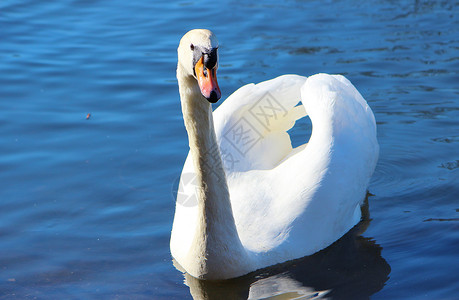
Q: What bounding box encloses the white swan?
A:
[170,29,379,280]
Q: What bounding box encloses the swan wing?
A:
[263,74,379,258]
[217,74,378,264]
[213,75,308,172]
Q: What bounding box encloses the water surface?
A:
[1,0,458,299]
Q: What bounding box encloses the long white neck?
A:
[177,65,251,279]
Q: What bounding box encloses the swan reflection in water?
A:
[174,197,390,300]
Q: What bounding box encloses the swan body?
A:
[170,29,379,280]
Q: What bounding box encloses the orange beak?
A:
[195,57,221,103]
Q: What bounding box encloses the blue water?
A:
[1,0,458,299]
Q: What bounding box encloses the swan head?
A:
[178,29,221,103]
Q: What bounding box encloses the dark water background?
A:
[1,0,458,299]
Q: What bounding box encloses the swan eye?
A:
[190,44,195,51]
